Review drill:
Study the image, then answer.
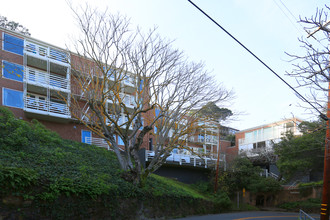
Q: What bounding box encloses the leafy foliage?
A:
[0,106,232,218]
[146,174,209,200]
[274,120,325,181]
[0,15,31,36]
[199,102,233,121]
[278,198,321,211]
[215,157,281,195]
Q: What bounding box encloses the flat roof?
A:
[236,117,303,134]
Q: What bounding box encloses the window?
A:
[2,61,24,82]
[198,134,205,142]
[130,95,135,105]
[139,79,143,91]
[155,109,160,117]
[118,136,124,145]
[139,117,144,130]
[2,88,23,109]
[3,33,24,55]
[149,138,153,151]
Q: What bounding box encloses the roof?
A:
[236,117,303,134]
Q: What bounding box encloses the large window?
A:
[2,88,23,109]
[3,33,24,55]
[2,61,24,82]
[118,136,124,145]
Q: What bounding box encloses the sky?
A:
[1,0,329,130]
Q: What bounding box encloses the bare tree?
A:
[67,6,232,186]
[286,6,330,112]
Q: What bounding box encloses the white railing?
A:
[85,137,110,149]
[196,137,218,145]
[25,41,70,65]
[146,150,222,168]
[107,93,136,109]
[299,209,315,220]
[25,67,69,91]
[205,136,218,145]
[24,96,70,117]
[198,137,205,143]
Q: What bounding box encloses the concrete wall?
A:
[153,164,212,184]
[243,186,322,207]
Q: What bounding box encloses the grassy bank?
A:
[0,107,230,219]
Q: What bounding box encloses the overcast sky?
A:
[1,0,329,130]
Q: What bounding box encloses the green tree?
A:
[0,15,30,36]
[218,157,281,195]
[199,102,233,122]
[274,120,325,181]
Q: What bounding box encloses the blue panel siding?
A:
[3,33,24,56]
[2,61,24,82]
[81,130,92,144]
[3,88,23,109]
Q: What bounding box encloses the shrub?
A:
[0,165,38,190]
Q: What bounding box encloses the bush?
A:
[213,191,231,210]
[0,166,38,190]
[278,198,321,211]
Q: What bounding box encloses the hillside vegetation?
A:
[0,107,230,219]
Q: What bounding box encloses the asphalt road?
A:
[174,211,320,220]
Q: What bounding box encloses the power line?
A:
[273,0,324,47]
[273,0,303,36]
[187,0,328,121]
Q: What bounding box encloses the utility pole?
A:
[307,22,330,220]
[321,89,330,220]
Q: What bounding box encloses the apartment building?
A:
[0,27,152,149]
[235,118,302,157]
[1,27,239,172]
[149,120,238,168]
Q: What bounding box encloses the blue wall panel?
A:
[3,61,24,82]
[3,88,23,109]
[3,33,24,56]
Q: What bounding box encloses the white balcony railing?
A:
[85,137,110,149]
[24,96,70,118]
[25,67,69,91]
[146,150,222,168]
[106,93,136,109]
[25,41,70,65]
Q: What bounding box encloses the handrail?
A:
[85,137,109,150]
[25,67,69,90]
[24,96,70,117]
[299,209,315,220]
[25,41,70,64]
[145,150,222,168]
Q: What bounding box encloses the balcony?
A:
[205,136,218,145]
[24,95,70,119]
[146,150,222,169]
[106,93,136,109]
[25,41,70,66]
[25,67,70,92]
